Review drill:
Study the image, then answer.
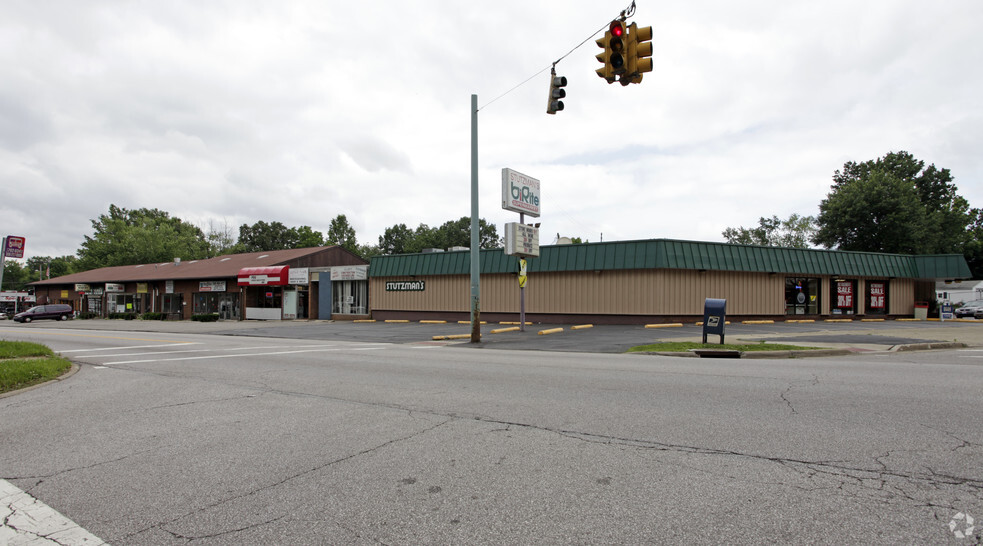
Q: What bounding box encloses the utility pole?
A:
[470,94,481,343]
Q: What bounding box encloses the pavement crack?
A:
[118,418,451,544]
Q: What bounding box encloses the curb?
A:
[634,342,968,359]
[0,362,80,399]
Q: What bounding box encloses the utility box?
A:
[702,298,727,344]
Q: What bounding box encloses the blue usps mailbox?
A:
[702,298,727,344]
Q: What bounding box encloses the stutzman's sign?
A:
[105,283,125,293]
[386,281,425,292]
[501,168,541,217]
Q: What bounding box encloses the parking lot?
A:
[3,316,982,355]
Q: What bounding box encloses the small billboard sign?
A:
[501,168,541,217]
[3,236,26,259]
[504,222,540,258]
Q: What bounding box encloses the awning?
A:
[237,266,289,286]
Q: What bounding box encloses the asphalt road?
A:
[1,321,982,544]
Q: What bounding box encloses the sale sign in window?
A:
[869,282,886,309]
[837,281,854,308]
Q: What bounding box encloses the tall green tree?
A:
[77,205,210,270]
[236,221,298,252]
[293,225,325,248]
[327,214,358,253]
[722,214,816,248]
[964,208,983,278]
[378,223,414,255]
[813,151,972,254]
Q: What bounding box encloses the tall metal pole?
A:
[0,236,7,293]
[469,94,481,343]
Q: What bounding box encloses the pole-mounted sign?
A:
[502,168,541,218]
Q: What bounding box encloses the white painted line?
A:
[59,343,201,353]
[0,478,107,545]
[103,346,391,365]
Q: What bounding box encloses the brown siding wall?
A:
[371,269,786,317]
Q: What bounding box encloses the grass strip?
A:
[628,341,822,353]
[0,341,72,394]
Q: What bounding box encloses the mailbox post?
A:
[702,298,727,344]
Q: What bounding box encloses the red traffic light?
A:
[610,21,624,37]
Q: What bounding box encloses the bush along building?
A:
[368,238,972,324]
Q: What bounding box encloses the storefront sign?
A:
[501,168,541,217]
[3,236,26,259]
[504,222,540,257]
[836,281,853,308]
[199,281,227,292]
[61,290,69,299]
[330,265,368,281]
[289,267,309,285]
[74,284,91,292]
[869,282,886,309]
[386,280,426,292]
[137,283,148,294]
[0,291,29,302]
[165,281,174,294]
[106,283,125,293]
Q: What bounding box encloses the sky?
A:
[2,0,982,262]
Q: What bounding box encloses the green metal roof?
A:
[369,239,971,279]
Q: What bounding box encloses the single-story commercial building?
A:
[30,246,369,321]
[368,238,972,324]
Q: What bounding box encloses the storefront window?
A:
[107,293,147,314]
[333,280,367,314]
[194,293,240,319]
[257,288,282,309]
[162,293,183,314]
[785,277,820,315]
[832,279,857,315]
[867,281,888,315]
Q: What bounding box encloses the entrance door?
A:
[218,295,239,320]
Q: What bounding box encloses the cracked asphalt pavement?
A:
[0,320,981,544]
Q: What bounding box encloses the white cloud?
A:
[1,0,981,261]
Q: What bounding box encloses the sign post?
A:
[502,168,541,332]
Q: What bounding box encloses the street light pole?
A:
[470,94,481,343]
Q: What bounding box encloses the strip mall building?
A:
[30,238,971,323]
[368,239,972,324]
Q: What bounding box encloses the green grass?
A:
[628,341,823,353]
[0,341,72,393]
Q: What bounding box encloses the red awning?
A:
[237,266,289,286]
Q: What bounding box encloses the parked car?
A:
[0,311,7,320]
[12,304,74,323]
[954,300,983,318]
[975,308,983,320]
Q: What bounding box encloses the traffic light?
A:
[546,74,567,115]
[595,20,626,84]
[623,22,654,85]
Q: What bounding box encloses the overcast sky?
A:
[2,0,981,262]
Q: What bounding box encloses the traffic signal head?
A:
[546,75,567,115]
[624,23,654,85]
[595,20,626,83]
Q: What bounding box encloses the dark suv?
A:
[13,304,74,323]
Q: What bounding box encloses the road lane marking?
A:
[103,345,392,365]
[0,330,195,343]
[60,343,202,353]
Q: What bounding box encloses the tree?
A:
[236,221,298,252]
[293,226,325,248]
[722,214,816,248]
[814,152,971,254]
[77,205,210,270]
[378,223,414,255]
[204,219,238,257]
[964,208,983,278]
[326,214,358,253]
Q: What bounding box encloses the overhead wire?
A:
[477,1,636,112]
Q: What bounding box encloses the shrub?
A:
[141,312,167,321]
[191,313,220,322]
